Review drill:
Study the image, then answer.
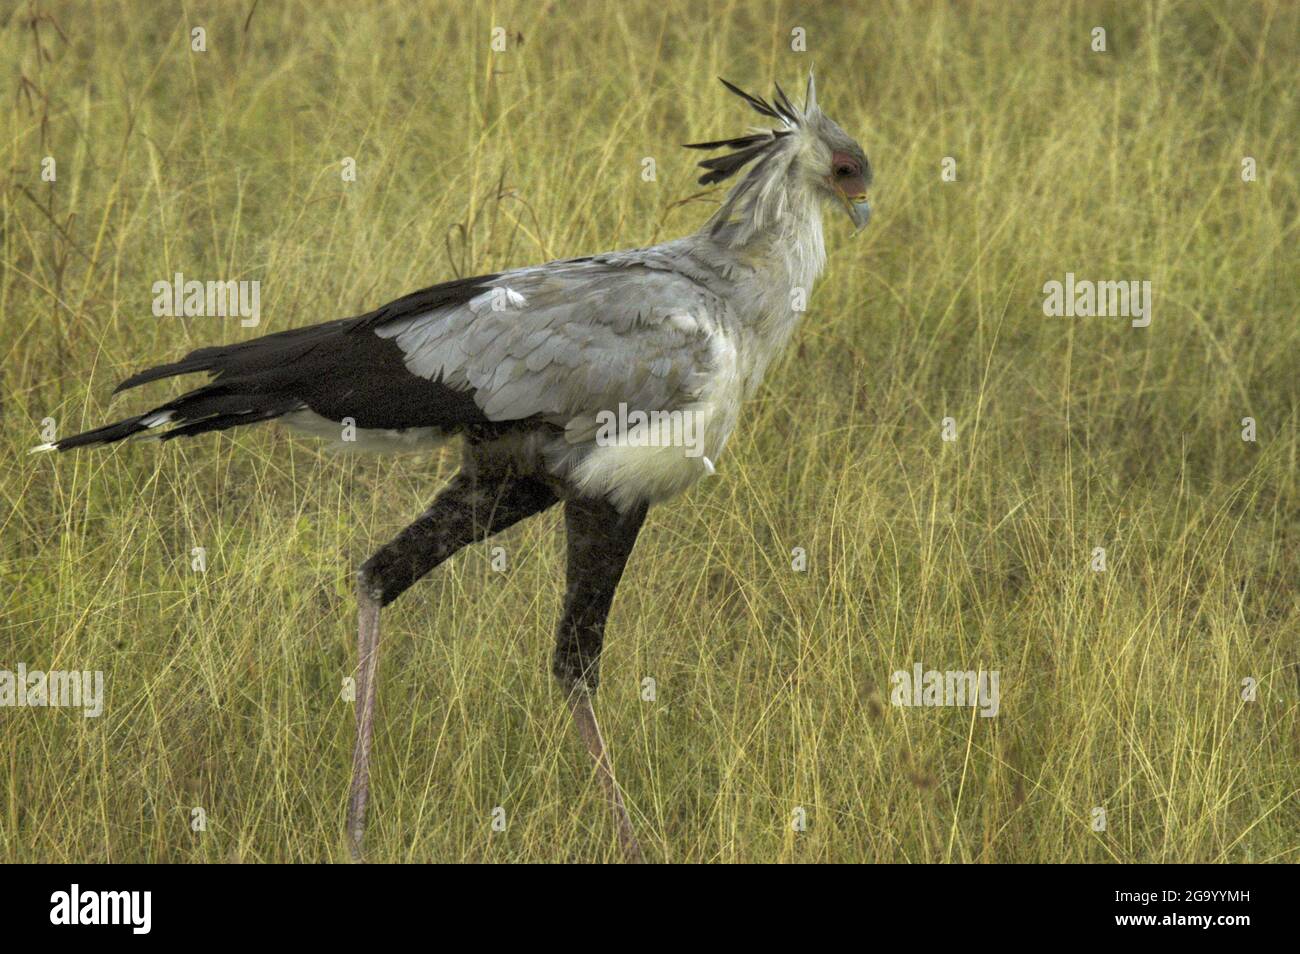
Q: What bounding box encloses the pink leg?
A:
[569,690,644,864]
[346,586,381,860]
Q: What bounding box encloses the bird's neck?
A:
[701,163,827,294]
[697,166,826,397]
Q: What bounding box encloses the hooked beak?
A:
[838,187,871,232]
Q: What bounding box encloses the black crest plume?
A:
[683,78,799,186]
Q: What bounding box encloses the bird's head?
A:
[685,71,873,232]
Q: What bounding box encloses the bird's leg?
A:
[348,583,382,856]
[568,688,643,864]
[554,496,648,863]
[346,463,557,861]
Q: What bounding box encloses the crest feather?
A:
[717,77,784,121]
[682,77,805,185]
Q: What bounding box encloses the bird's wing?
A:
[374,255,725,433]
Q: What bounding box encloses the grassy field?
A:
[1,0,1296,863]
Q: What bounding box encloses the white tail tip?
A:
[29,443,57,454]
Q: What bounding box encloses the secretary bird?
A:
[35,73,871,862]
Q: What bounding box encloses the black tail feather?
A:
[50,389,300,452]
[157,406,294,442]
[47,271,504,453]
[52,414,154,451]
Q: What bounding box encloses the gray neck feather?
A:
[700,137,827,294]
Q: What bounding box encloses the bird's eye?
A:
[835,163,857,178]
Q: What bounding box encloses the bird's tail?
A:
[32,272,504,455]
[26,323,335,453]
[31,382,298,454]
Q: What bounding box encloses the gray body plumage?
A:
[335,223,820,510]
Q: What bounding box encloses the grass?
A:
[1,0,1296,863]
